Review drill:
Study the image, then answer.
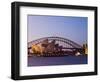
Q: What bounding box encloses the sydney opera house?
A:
[29,39,64,56]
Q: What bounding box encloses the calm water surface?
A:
[28,55,87,66]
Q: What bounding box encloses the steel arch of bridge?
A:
[28,36,82,49]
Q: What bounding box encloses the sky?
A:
[27,15,87,45]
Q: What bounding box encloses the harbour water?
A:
[28,55,87,66]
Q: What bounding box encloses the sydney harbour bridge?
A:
[28,36,86,57]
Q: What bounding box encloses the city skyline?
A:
[27,15,87,46]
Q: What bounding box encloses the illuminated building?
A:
[83,43,88,55]
[31,39,61,56]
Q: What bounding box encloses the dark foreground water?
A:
[28,55,87,66]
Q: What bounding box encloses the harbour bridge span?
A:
[28,36,84,56]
